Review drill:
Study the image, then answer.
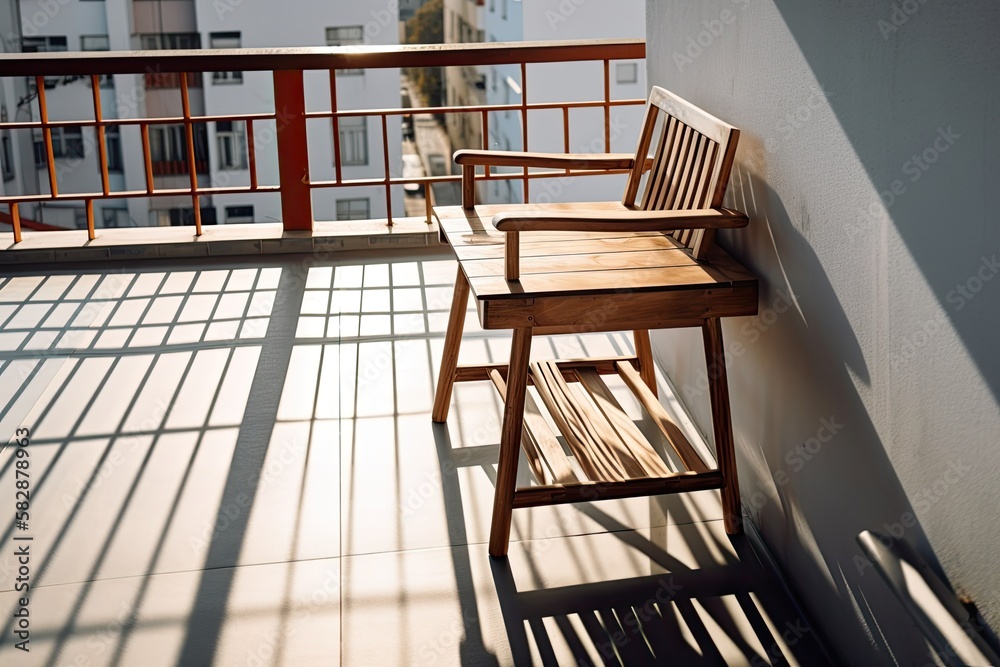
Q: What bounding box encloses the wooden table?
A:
[432,201,759,556]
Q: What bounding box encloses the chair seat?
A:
[435,203,759,331]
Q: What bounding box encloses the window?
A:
[81,35,109,51]
[1,106,12,182]
[140,34,202,88]
[616,62,638,84]
[34,127,84,166]
[105,125,122,172]
[338,117,368,166]
[210,32,243,84]
[226,205,254,224]
[74,208,88,229]
[167,207,217,226]
[102,209,130,228]
[23,36,68,88]
[149,124,209,174]
[327,26,364,75]
[336,198,369,221]
[1,136,13,181]
[140,33,200,50]
[82,35,113,86]
[22,36,67,53]
[216,121,248,169]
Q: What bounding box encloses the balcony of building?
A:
[0,12,998,666]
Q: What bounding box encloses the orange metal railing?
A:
[0,39,645,244]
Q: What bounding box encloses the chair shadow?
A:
[428,417,834,666]
[487,517,833,667]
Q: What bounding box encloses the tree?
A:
[405,0,444,109]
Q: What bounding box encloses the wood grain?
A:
[489,327,533,556]
[616,360,711,474]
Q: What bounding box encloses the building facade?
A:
[445,0,646,204]
[5,0,402,230]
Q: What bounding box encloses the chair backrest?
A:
[622,86,740,259]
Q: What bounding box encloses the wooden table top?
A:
[435,203,758,302]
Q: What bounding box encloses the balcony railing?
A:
[0,39,645,244]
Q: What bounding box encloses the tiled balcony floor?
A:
[0,251,832,666]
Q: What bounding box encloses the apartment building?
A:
[441,0,645,204]
[4,0,402,230]
[478,0,646,204]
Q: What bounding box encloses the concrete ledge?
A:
[0,218,441,265]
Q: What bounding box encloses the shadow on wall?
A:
[649,1,1000,663]
[661,164,954,664]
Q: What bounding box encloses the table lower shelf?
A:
[486,358,720,506]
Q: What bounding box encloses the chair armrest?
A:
[493,208,749,233]
[455,149,635,170]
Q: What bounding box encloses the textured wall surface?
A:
[645,1,1000,663]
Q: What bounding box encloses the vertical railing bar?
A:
[424,176,434,225]
[193,193,202,236]
[381,114,392,227]
[85,198,95,241]
[180,75,202,236]
[34,76,58,197]
[481,109,490,180]
[90,75,110,197]
[330,70,342,183]
[520,61,529,203]
[603,59,611,153]
[140,123,154,194]
[11,203,21,244]
[247,118,258,190]
[563,106,571,174]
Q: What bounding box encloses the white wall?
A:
[646,1,1000,663]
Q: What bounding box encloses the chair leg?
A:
[633,329,657,397]
[432,267,471,423]
[702,318,742,535]
[489,327,533,557]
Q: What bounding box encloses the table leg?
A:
[489,327,533,557]
[702,318,742,534]
[432,267,470,423]
[633,329,657,397]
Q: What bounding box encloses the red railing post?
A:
[273,70,313,232]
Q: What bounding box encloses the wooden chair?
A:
[432,86,759,557]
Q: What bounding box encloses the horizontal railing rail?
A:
[0,39,646,244]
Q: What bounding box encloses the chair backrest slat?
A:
[640,115,676,210]
[623,86,740,260]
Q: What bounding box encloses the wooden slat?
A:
[686,140,718,253]
[529,361,627,482]
[470,263,728,299]
[622,100,660,207]
[452,356,638,383]
[479,288,756,330]
[616,361,711,474]
[575,369,671,477]
[490,369,578,485]
[660,126,695,211]
[676,134,708,245]
[454,234,685,263]
[512,470,723,508]
[649,86,736,145]
[640,114,676,210]
[460,248,700,279]
[490,208,748,233]
[455,149,634,170]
